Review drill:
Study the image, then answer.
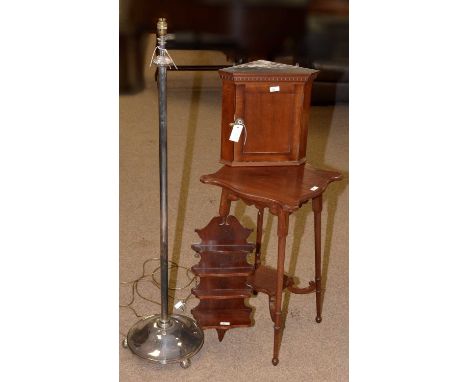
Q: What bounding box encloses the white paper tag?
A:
[310,186,319,191]
[270,85,280,92]
[229,124,243,142]
[174,301,185,310]
[220,321,230,326]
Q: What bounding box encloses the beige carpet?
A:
[120,48,348,381]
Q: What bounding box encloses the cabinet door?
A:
[233,82,303,163]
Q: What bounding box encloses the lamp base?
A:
[124,314,204,368]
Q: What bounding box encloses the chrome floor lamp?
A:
[123,18,204,369]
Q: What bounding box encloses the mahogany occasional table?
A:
[200,164,342,365]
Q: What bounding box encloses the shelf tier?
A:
[191,265,254,277]
[192,288,252,300]
[191,251,253,269]
[191,307,253,329]
[192,244,255,253]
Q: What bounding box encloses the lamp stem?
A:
[157,18,169,323]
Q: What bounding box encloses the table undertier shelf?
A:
[246,265,294,297]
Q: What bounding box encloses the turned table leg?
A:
[219,188,232,220]
[312,195,323,323]
[272,209,289,366]
[255,208,264,270]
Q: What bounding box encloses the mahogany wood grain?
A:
[246,265,294,322]
[272,209,289,366]
[255,208,264,270]
[201,163,342,364]
[313,195,323,323]
[191,215,256,342]
[219,62,319,167]
[201,164,342,212]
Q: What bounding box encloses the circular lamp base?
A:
[125,314,204,368]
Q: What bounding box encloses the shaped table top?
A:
[200,164,342,212]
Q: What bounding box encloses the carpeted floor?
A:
[120,48,348,381]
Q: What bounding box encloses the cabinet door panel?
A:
[235,83,298,162]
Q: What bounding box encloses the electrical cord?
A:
[119,256,199,337]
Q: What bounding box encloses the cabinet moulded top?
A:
[219,60,319,82]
